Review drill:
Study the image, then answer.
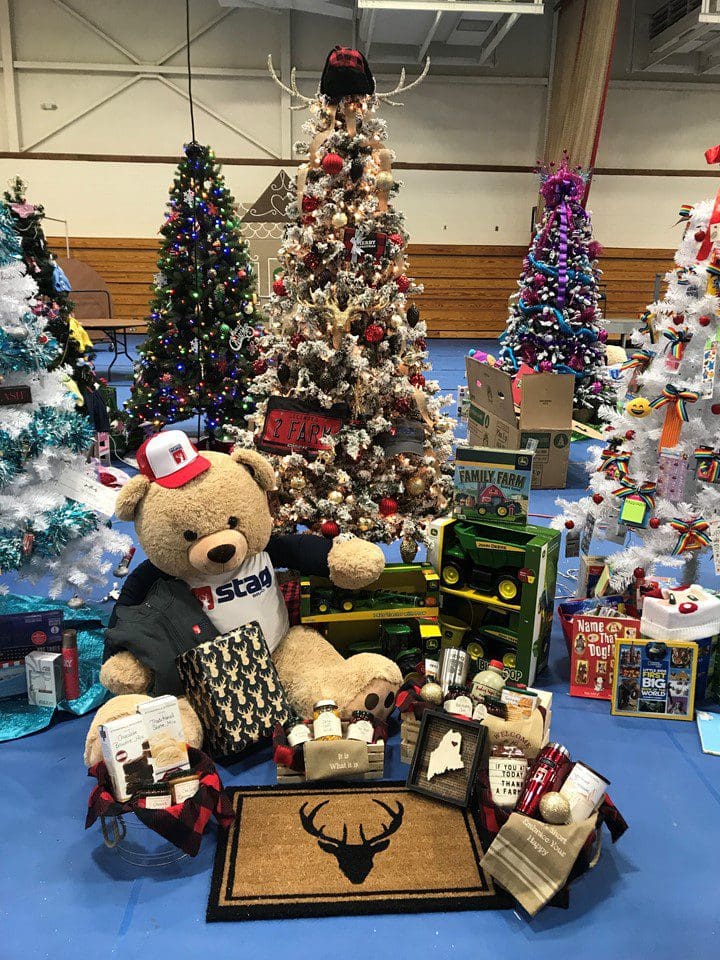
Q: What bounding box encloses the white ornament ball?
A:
[375,171,394,193]
[331,211,348,229]
[327,490,343,505]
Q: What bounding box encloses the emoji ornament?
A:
[625,397,652,419]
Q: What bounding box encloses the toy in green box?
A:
[453,446,533,524]
[427,517,560,686]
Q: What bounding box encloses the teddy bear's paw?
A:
[100,651,154,695]
[328,536,385,590]
[83,693,152,766]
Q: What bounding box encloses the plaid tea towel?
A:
[85,748,234,857]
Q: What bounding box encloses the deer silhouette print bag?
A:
[176,621,290,759]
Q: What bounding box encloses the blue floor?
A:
[2,337,719,959]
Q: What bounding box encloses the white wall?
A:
[0,0,717,248]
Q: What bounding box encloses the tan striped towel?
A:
[481,812,598,916]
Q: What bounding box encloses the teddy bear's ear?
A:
[230,448,277,492]
[115,475,151,520]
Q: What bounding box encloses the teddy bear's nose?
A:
[206,543,236,565]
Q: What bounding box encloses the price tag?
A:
[580,514,595,555]
[55,464,119,517]
[565,526,580,558]
[709,520,720,576]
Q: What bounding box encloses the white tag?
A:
[709,520,720,576]
[144,793,173,810]
[55,464,119,517]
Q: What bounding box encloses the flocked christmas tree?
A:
[555,193,720,585]
[124,142,258,444]
[498,157,613,419]
[0,203,128,596]
[233,48,454,558]
[3,177,97,395]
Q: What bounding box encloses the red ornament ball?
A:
[699,315,712,327]
[409,373,426,388]
[37,333,49,344]
[301,195,320,212]
[712,404,720,415]
[252,359,267,375]
[672,313,685,326]
[379,497,399,517]
[649,518,661,529]
[633,567,646,580]
[321,153,344,176]
[364,323,385,344]
[565,520,575,530]
[290,334,304,349]
[389,233,404,247]
[320,520,340,539]
[396,275,411,293]
[592,493,604,504]
[272,278,287,297]
[625,430,636,440]
[695,229,707,242]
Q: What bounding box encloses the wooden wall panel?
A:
[48,237,674,339]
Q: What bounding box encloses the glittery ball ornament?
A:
[321,519,340,538]
[379,497,399,517]
[321,153,344,176]
[539,792,571,825]
[420,682,444,706]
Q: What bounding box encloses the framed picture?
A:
[611,638,698,722]
[406,710,487,807]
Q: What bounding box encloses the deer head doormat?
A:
[207,782,510,921]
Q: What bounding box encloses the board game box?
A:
[453,446,533,524]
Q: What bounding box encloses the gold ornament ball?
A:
[290,475,306,490]
[358,517,373,532]
[625,396,652,419]
[539,792,571,825]
[420,682,444,706]
[404,472,428,497]
[345,494,355,505]
[376,171,394,192]
[331,211,348,229]
[328,490,344,505]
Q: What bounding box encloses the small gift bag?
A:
[175,621,290,758]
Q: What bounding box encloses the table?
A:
[81,317,144,377]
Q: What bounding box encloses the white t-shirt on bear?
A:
[185,550,289,653]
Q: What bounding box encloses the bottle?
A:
[471,660,506,702]
[61,628,80,701]
[284,717,312,747]
[312,699,342,741]
[346,710,374,743]
[516,743,571,816]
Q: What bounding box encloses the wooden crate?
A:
[400,716,421,765]
[277,741,385,783]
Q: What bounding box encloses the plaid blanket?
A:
[85,748,234,857]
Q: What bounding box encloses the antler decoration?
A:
[267,55,315,110]
[376,57,431,106]
[301,291,390,349]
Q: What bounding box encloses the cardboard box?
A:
[25,652,64,707]
[0,608,63,661]
[465,357,574,489]
[427,516,560,686]
[136,695,190,780]
[99,713,151,801]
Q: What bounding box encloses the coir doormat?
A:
[207,781,511,921]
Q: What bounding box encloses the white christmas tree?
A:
[555,196,720,585]
[0,203,128,597]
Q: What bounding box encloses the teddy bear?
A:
[99,430,402,727]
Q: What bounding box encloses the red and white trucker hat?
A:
[136,430,211,489]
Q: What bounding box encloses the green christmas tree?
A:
[124,142,258,443]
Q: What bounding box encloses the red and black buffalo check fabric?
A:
[86,748,234,857]
[280,576,301,626]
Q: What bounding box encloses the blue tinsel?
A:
[0,500,99,571]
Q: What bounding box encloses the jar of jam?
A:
[284,717,312,747]
[347,710,374,743]
[312,699,342,741]
[443,684,473,718]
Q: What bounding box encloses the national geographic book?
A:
[453,446,533,524]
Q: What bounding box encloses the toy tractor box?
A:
[427,517,560,686]
[453,446,533,524]
[300,562,441,667]
[465,357,573,489]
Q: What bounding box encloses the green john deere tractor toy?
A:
[439,521,523,603]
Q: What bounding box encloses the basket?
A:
[99,813,189,866]
[275,721,385,782]
[400,715,421,764]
